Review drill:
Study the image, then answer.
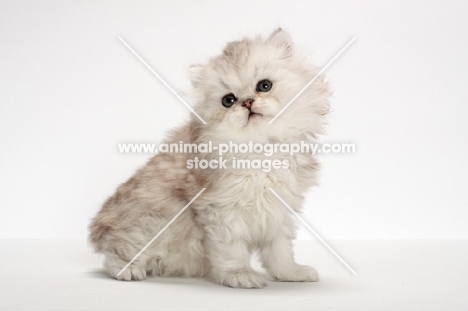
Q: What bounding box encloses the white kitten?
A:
[89,28,330,288]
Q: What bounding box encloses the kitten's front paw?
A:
[218,271,267,289]
[272,265,319,282]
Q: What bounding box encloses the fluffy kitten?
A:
[89,28,330,288]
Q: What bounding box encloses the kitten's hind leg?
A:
[208,239,266,289]
[260,237,319,282]
[103,252,147,281]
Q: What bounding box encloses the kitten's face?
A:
[191,29,329,143]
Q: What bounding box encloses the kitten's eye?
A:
[256,79,273,92]
[221,93,237,108]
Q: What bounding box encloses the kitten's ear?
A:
[189,64,204,86]
[266,28,293,58]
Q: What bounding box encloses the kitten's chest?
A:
[214,169,300,242]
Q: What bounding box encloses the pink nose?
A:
[243,98,254,109]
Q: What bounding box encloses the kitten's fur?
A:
[89,29,330,288]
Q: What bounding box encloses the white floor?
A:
[1,239,467,310]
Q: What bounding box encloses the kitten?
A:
[89,28,330,288]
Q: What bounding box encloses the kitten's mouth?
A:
[248,111,263,119]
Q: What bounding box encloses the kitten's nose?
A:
[242,98,255,109]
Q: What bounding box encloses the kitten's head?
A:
[190,28,330,143]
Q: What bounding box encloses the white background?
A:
[1,0,467,241]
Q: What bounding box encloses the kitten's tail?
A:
[88,202,116,252]
[88,216,109,252]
